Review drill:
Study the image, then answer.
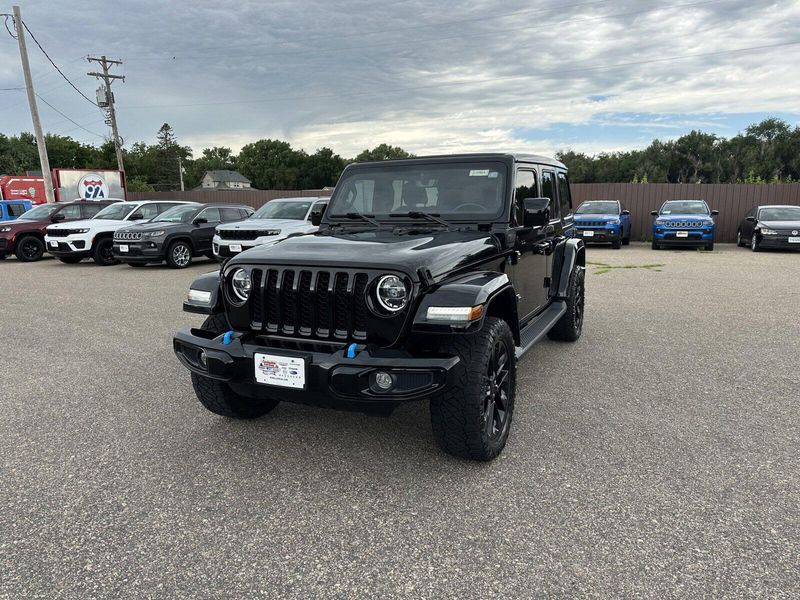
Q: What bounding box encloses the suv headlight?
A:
[142,230,166,238]
[375,274,408,313]
[261,229,281,237]
[230,268,252,303]
[74,228,90,234]
[760,227,777,235]
[607,219,620,225]
[0,226,11,233]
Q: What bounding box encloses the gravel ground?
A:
[1,244,798,599]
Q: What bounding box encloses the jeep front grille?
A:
[219,229,275,240]
[114,231,142,241]
[248,267,373,341]
[664,221,707,228]
[47,229,77,237]
[576,220,607,227]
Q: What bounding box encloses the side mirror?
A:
[310,205,327,226]
[746,216,756,223]
[523,197,551,228]
[51,213,66,222]
[621,209,630,216]
[711,210,719,216]
[130,212,144,221]
[193,217,208,225]
[650,210,658,216]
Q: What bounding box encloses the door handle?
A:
[535,241,551,254]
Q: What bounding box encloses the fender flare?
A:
[183,270,222,314]
[553,237,585,299]
[412,270,519,342]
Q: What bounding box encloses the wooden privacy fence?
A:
[130,183,800,243]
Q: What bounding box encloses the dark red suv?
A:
[0,200,118,262]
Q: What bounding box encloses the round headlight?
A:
[376,275,408,313]
[231,268,251,302]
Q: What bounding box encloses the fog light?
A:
[374,371,394,390]
[198,349,207,368]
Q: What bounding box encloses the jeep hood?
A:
[48,218,127,229]
[231,228,501,280]
[656,213,713,221]
[575,214,619,220]
[217,218,305,231]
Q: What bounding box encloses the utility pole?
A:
[178,156,185,191]
[88,55,124,172]
[12,6,55,203]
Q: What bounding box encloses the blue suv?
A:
[574,200,631,249]
[0,200,32,222]
[651,200,718,251]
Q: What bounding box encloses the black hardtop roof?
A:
[353,152,567,170]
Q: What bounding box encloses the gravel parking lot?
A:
[2,244,798,599]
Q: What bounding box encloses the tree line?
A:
[1,117,797,190]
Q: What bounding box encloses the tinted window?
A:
[134,204,160,220]
[253,201,313,220]
[156,202,183,214]
[557,172,572,217]
[660,201,709,215]
[758,206,800,220]
[220,207,244,222]
[198,207,221,222]
[8,203,28,217]
[80,204,102,218]
[240,208,253,219]
[513,170,537,226]
[541,170,557,217]
[576,201,619,215]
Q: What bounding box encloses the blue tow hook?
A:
[222,331,234,345]
[346,343,358,359]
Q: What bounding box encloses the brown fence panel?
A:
[126,189,333,210]
[571,183,800,243]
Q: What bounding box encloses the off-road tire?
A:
[167,240,193,269]
[547,266,585,342]
[58,256,82,264]
[93,238,118,266]
[15,235,45,262]
[190,313,279,419]
[430,317,516,461]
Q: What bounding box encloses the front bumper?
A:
[756,235,800,249]
[173,327,459,408]
[213,236,279,258]
[44,234,91,256]
[113,240,165,262]
[575,225,620,243]
[653,229,714,246]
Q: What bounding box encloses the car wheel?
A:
[93,238,118,266]
[204,251,216,260]
[430,316,516,461]
[15,235,45,262]
[167,240,192,269]
[612,236,622,249]
[190,313,279,419]
[751,234,760,252]
[58,256,83,264]
[736,230,745,247]
[705,242,714,251]
[651,240,659,250]
[547,266,585,342]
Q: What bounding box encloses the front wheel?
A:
[704,242,714,251]
[548,266,585,342]
[651,240,660,250]
[190,313,279,419]
[736,230,745,247]
[430,317,516,461]
[751,234,760,252]
[612,236,622,249]
[167,240,193,269]
[93,238,118,266]
[15,235,45,262]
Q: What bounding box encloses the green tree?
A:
[183,146,237,189]
[237,139,307,189]
[300,147,345,188]
[154,123,191,191]
[354,144,412,162]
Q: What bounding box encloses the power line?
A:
[35,92,105,138]
[20,19,98,107]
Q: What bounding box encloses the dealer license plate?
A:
[229,244,242,252]
[119,244,129,252]
[254,352,306,389]
[676,231,689,238]
[789,237,800,244]
[582,230,594,237]
[49,240,58,248]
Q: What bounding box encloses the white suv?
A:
[213,196,328,260]
[45,200,190,265]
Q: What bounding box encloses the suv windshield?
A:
[660,201,709,215]
[18,204,60,220]
[253,201,312,220]
[152,204,201,223]
[327,162,508,221]
[94,203,137,220]
[759,206,800,221]
[576,201,619,215]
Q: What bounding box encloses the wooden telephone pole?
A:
[12,5,56,203]
[87,56,125,172]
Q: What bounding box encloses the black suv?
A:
[113,203,253,268]
[173,154,585,460]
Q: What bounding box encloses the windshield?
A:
[152,204,200,223]
[327,161,508,221]
[252,200,312,220]
[93,203,137,220]
[19,204,59,220]
[576,201,619,215]
[660,201,709,215]
[759,206,800,221]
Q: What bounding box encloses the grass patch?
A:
[587,260,666,275]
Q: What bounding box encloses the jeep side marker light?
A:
[426,305,485,322]
[188,289,212,304]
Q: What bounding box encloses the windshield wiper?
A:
[330,212,381,227]
[390,211,452,228]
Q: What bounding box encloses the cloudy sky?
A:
[1,0,799,159]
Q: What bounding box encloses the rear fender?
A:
[183,270,223,315]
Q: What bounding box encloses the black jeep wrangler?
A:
[174,154,585,460]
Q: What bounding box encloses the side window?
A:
[220,207,243,222]
[198,207,221,222]
[309,201,328,220]
[747,206,757,218]
[8,203,28,218]
[57,204,82,219]
[240,208,253,219]
[513,169,537,226]
[137,204,160,220]
[557,172,572,217]
[155,203,179,214]
[80,204,102,219]
[541,170,557,218]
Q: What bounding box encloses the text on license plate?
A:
[676,231,689,238]
[229,244,242,252]
[582,230,594,237]
[254,352,305,389]
[119,244,129,252]
[49,240,58,248]
[789,237,800,244]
